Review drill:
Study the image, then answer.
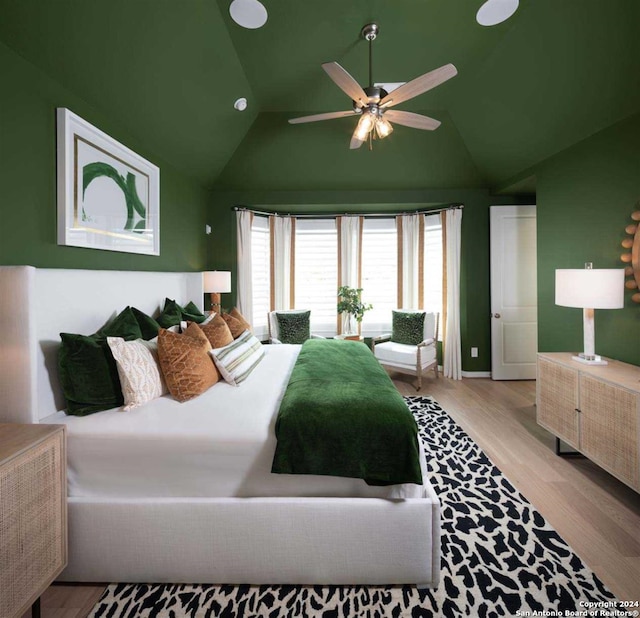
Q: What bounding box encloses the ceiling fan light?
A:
[375,116,393,139]
[354,112,376,141]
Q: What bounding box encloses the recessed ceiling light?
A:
[476,0,519,26]
[229,0,268,30]
[234,98,248,111]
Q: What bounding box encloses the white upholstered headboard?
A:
[0,266,203,423]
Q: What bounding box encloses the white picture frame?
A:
[56,108,160,255]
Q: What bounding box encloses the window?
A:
[294,219,338,336]
[251,216,270,339]
[361,218,397,336]
[423,214,443,339]
[239,210,445,341]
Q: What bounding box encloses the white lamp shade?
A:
[555,269,625,309]
[203,271,231,294]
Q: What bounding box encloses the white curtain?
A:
[272,215,292,310]
[400,214,422,309]
[236,210,253,319]
[443,208,462,380]
[338,216,361,333]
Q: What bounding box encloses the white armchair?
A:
[267,310,326,344]
[372,311,439,390]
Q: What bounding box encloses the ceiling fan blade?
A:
[379,63,457,108]
[322,62,368,108]
[288,111,357,124]
[384,110,441,131]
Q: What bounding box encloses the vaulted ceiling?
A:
[1,0,639,192]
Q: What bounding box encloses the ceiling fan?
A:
[288,23,458,150]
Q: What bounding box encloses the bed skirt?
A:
[60,492,441,586]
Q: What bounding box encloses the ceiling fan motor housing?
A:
[352,85,388,112]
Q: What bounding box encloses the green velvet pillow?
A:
[59,307,143,416]
[131,306,161,340]
[276,311,311,344]
[97,306,143,339]
[156,298,183,328]
[156,298,207,328]
[391,311,425,346]
[181,301,206,324]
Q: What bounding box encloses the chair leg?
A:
[416,365,422,391]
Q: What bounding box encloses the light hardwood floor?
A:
[29,375,640,616]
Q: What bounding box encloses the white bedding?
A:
[44,344,429,501]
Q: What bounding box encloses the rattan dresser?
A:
[0,424,67,618]
[537,352,640,492]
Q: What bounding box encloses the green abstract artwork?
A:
[57,108,160,255]
[82,162,146,233]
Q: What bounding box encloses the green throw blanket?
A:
[271,339,423,486]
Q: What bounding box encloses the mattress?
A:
[43,345,430,500]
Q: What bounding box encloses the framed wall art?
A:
[57,108,160,255]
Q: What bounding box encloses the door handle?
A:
[491,313,501,318]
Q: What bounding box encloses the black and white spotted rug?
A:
[89,396,616,617]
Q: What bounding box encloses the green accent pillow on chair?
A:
[391,311,425,346]
[59,307,143,416]
[276,311,311,344]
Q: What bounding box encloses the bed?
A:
[0,266,440,586]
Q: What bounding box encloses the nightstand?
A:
[0,424,67,618]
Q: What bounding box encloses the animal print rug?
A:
[88,396,616,617]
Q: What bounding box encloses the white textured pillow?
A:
[107,337,168,410]
[209,330,264,386]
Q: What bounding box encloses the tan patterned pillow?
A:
[107,337,168,410]
[157,323,218,402]
[198,314,234,348]
[229,307,252,333]
[221,313,245,339]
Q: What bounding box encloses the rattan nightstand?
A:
[0,424,67,618]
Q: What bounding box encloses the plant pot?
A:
[344,313,357,335]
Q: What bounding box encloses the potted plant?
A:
[337,286,372,334]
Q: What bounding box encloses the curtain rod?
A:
[232,204,463,219]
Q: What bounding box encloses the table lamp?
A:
[555,263,624,365]
[203,271,231,312]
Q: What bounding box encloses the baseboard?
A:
[461,371,492,378]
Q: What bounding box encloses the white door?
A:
[490,205,537,380]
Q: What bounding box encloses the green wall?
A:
[536,112,640,366]
[0,41,209,272]
[209,189,532,373]
[213,112,486,191]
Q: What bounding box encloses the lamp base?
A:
[209,292,221,313]
[572,353,608,366]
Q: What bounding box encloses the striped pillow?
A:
[209,330,264,386]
